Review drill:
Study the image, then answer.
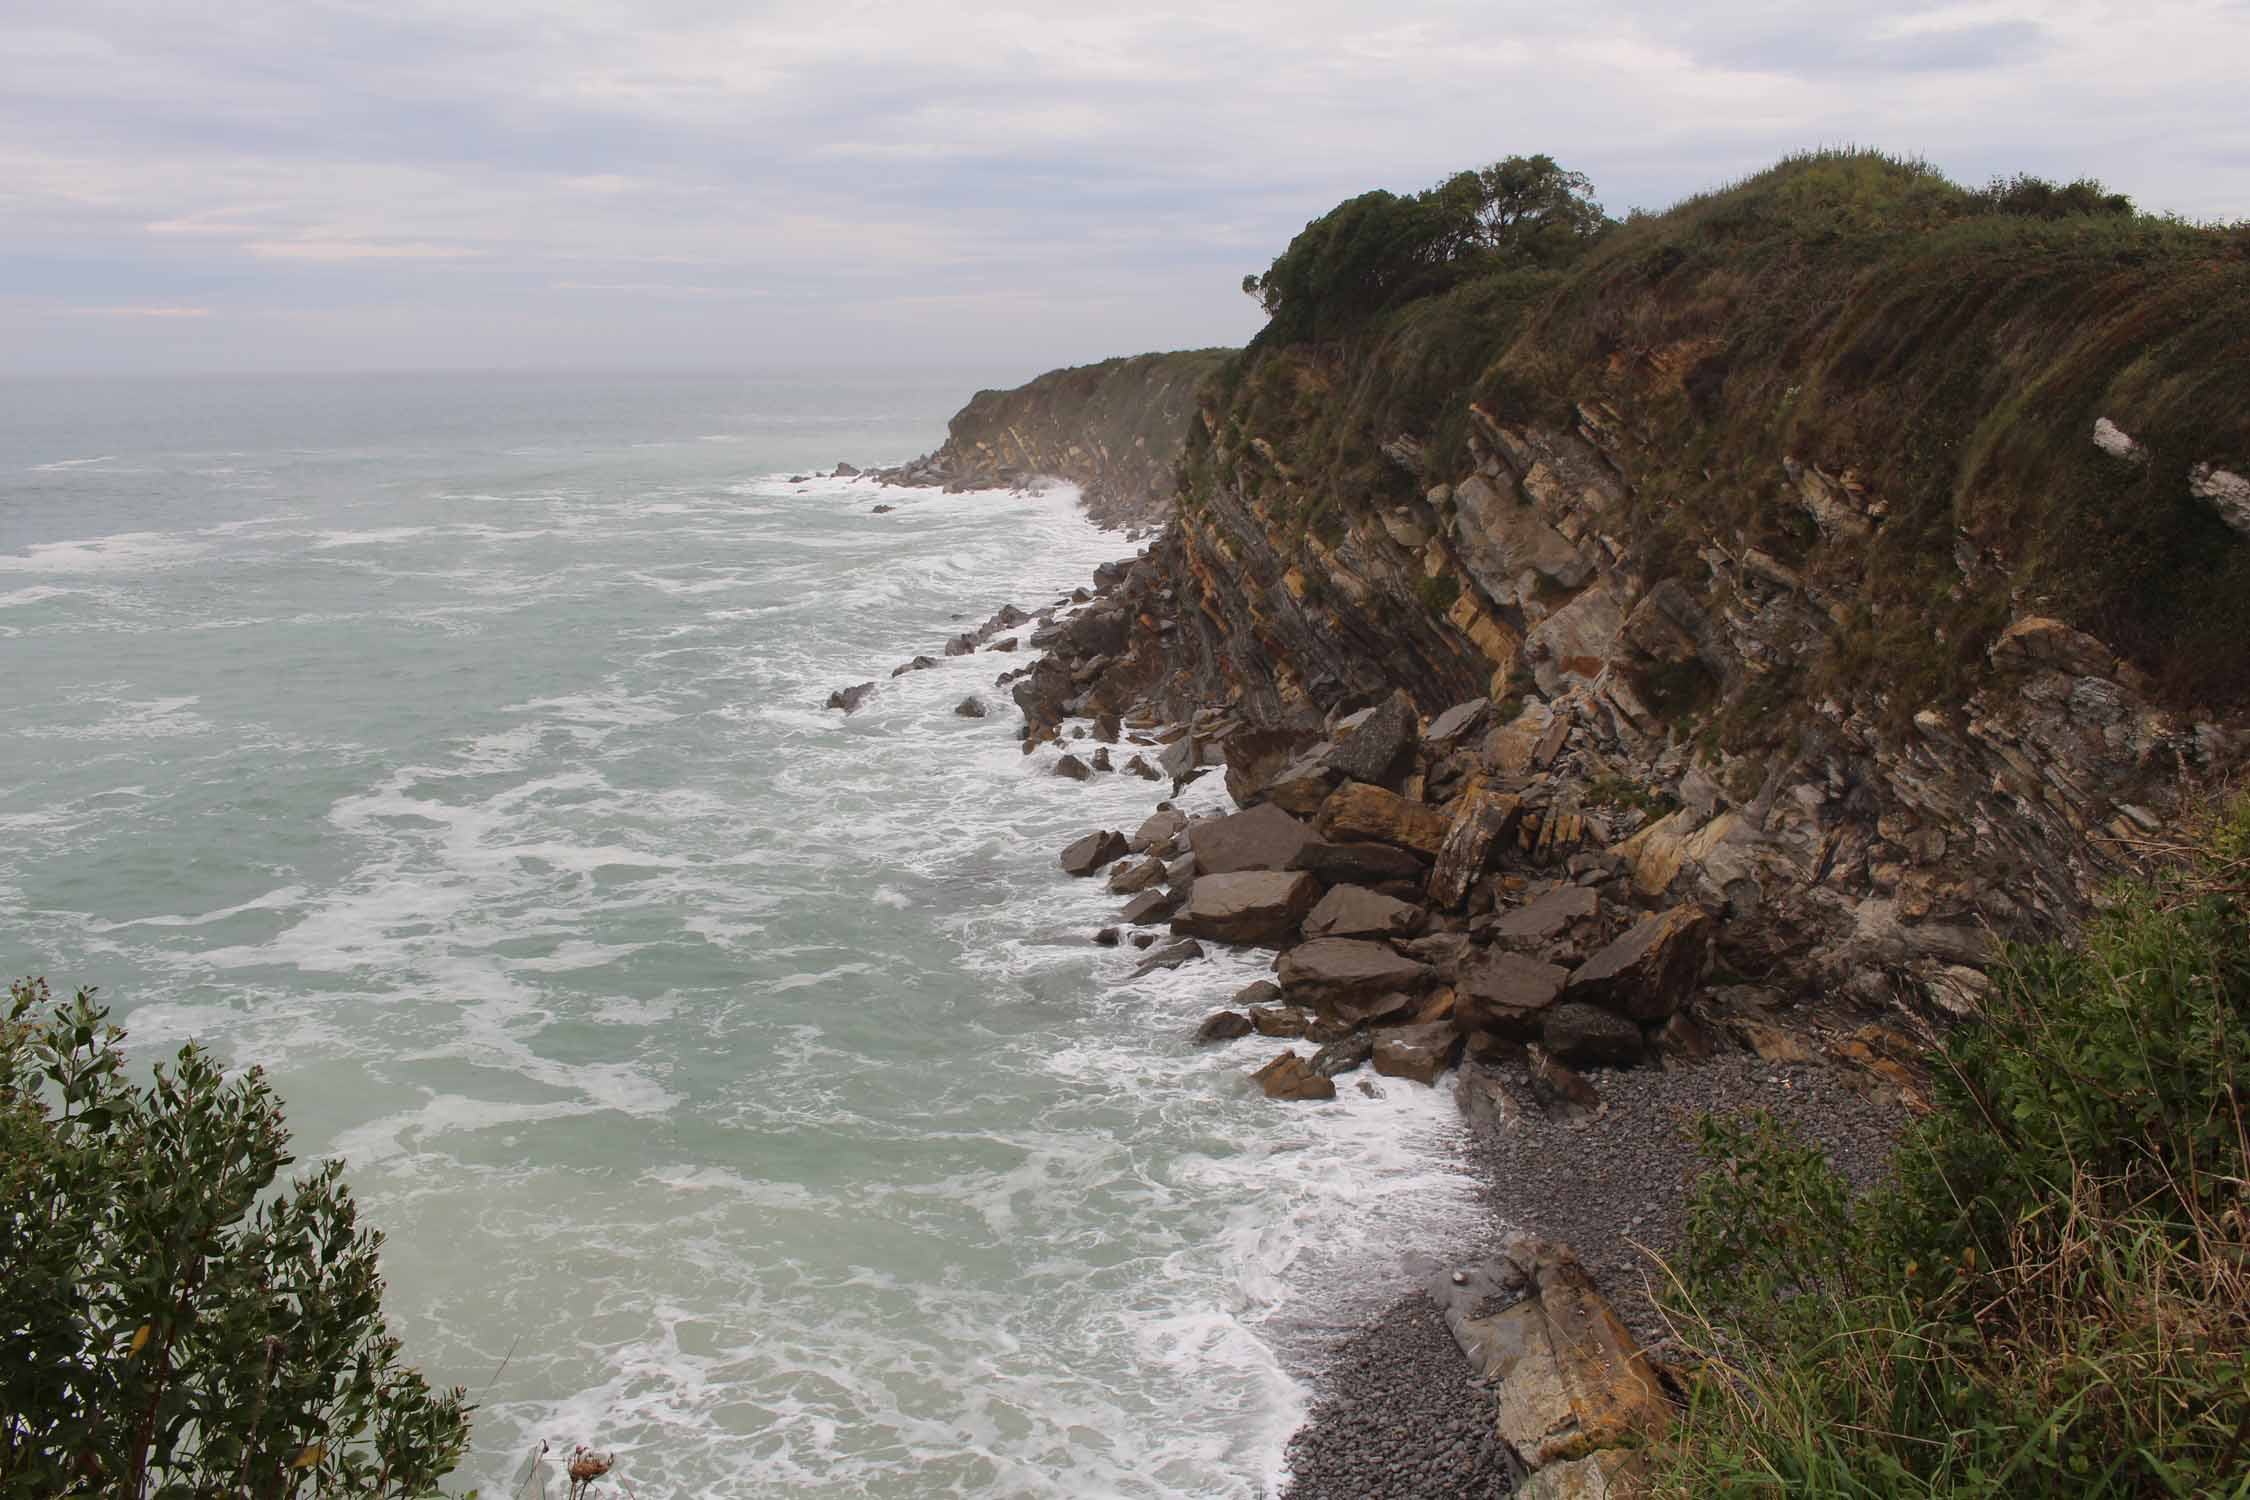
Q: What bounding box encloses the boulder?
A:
[1249,1004,1310,1038]
[1089,747,1113,772]
[1251,1051,1336,1102]
[1311,1032,1375,1078]
[890,655,939,677]
[1233,979,1283,1007]
[1189,803,1317,875]
[1124,755,1162,781]
[1489,1236,1670,1467]
[1171,870,1322,947]
[1398,930,1472,980]
[1132,807,1189,852]
[1316,781,1450,856]
[1541,1003,1644,1068]
[1425,697,1492,750]
[1107,857,1166,896]
[1195,1010,1254,1044]
[1458,951,1571,1038]
[1325,691,1420,790]
[1429,788,1526,908]
[1301,884,1425,941]
[1291,840,1428,886]
[1277,938,1432,1020]
[1130,937,1205,979]
[1059,829,1129,876]
[1263,749,1343,815]
[826,682,876,713]
[1119,888,1180,926]
[1528,1048,1602,1120]
[1093,712,1121,743]
[1565,905,1714,1021]
[1373,1022,1462,1086]
[1052,753,1094,782]
[942,633,976,657]
[1220,723,1314,808]
[1163,852,1197,887]
[954,697,989,718]
[1490,885,1599,947]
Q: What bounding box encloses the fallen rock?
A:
[1480,1236,1670,1469]
[1565,905,1714,1021]
[1195,1010,1254,1044]
[1528,1048,1602,1119]
[1249,1004,1311,1038]
[1132,807,1189,851]
[1458,951,1571,1038]
[1059,829,1130,876]
[1301,883,1425,941]
[1325,690,1421,789]
[1130,938,1205,978]
[1124,755,1163,781]
[1491,885,1600,947]
[1171,870,1322,947]
[1316,781,1450,856]
[1189,803,1317,875]
[1221,723,1315,808]
[1277,938,1433,1020]
[1263,749,1343,816]
[1425,697,1492,749]
[1291,840,1428,886]
[1119,888,1181,926]
[1252,1050,1336,1102]
[1052,753,1094,781]
[954,697,989,718]
[1541,1002,1644,1068]
[826,682,876,713]
[1372,1021,1462,1086]
[1234,979,1283,1006]
[942,633,976,657]
[1093,927,1121,947]
[890,656,939,677]
[1311,1032,1375,1077]
[1107,857,1166,896]
[1429,787,1526,909]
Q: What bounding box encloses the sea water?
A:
[0,370,1477,1498]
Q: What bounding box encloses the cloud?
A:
[71,304,212,318]
[0,0,2244,371]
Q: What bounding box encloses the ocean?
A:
[0,370,1477,1498]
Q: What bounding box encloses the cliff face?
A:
[883,350,1231,528]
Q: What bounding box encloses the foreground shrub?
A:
[1657,797,2250,1497]
[0,978,471,1497]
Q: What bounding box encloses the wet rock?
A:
[1124,755,1163,781]
[1093,927,1121,947]
[1541,1002,1644,1068]
[1565,905,1715,1021]
[891,656,940,677]
[1310,1032,1375,1078]
[1195,1010,1254,1044]
[1234,979,1283,1007]
[1172,870,1322,947]
[1119,888,1181,926]
[826,682,876,713]
[1316,781,1450,856]
[1372,1021,1462,1086]
[1291,840,1428,886]
[1458,951,1571,1038]
[1059,829,1130,876]
[1301,884,1425,941]
[1250,1004,1311,1038]
[1132,807,1189,852]
[1092,712,1121,743]
[943,633,976,657]
[1108,857,1166,896]
[954,697,989,718]
[1163,852,1197,887]
[1052,753,1094,781]
[1090,747,1113,772]
[1277,938,1432,1019]
[1130,937,1205,978]
[1189,802,1317,875]
[1252,1050,1336,1102]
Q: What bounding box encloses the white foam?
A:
[0,530,208,573]
[28,454,116,470]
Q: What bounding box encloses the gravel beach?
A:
[1280,1050,1907,1497]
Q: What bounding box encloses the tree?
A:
[1243,154,1613,344]
[1,978,472,1498]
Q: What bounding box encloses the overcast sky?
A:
[5,0,2246,377]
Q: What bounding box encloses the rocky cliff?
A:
[880,349,1231,529]
[993,154,2250,1035]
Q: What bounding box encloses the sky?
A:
[5,0,2247,378]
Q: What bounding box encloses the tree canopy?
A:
[1242,154,1613,344]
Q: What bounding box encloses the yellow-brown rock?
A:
[1315,780,1449,856]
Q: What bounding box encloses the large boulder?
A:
[1372,1022,1462,1086]
[1490,886,1600,947]
[1541,1002,1644,1067]
[1458,951,1571,1038]
[1325,691,1420,790]
[1301,884,1425,941]
[1195,1010,1254,1045]
[1425,697,1492,750]
[1220,723,1314,808]
[1291,840,1429,886]
[1315,781,1450,856]
[1059,829,1130,876]
[1252,1050,1336,1102]
[1119,888,1180,925]
[1107,857,1166,896]
[1263,749,1343,816]
[1565,905,1714,1021]
[1171,871,1322,947]
[1277,938,1432,1021]
[1188,802,1317,875]
[1429,787,1526,909]
[1131,807,1189,852]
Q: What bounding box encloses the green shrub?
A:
[1,979,472,1497]
[1656,797,2250,1498]
[1416,572,1461,615]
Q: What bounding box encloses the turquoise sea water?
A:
[0,371,1475,1498]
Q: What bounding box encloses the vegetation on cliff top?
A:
[1,979,471,1497]
[1654,792,2250,1496]
[1193,148,2250,717]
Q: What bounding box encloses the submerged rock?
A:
[826,682,876,713]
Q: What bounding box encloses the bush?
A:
[0,979,472,1497]
[1655,796,2250,1497]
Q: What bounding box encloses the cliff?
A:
[880,349,1231,529]
[992,152,2250,1026]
